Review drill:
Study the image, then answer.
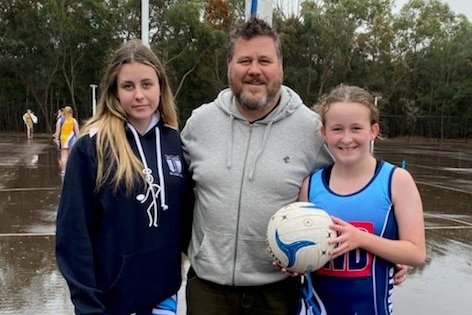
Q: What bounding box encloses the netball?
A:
[266,202,336,273]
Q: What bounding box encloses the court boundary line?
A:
[1,213,470,237]
[424,212,472,230]
[0,187,60,192]
[425,226,472,230]
[425,212,472,225]
[416,180,472,195]
[0,232,55,237]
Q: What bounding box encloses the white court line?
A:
[1,214,470,237]
[425,213,472,226]
[425,226,472,230]
[416,180,472,195]
[0,233,55,237]
[0,187,60,192]
[424,212,472,230]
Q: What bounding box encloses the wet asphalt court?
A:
[0,133,471,314]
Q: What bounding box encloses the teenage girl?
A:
[55,39,194,315]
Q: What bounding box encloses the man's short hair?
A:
[227,17,282,61]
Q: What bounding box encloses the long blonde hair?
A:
[62,106,74,119]
[79,39,179,192]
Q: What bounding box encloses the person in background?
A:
[298,84,425,315]
[22,108,38,139]
[55,39,194,315]
[55,107,64,122]
[54,105,80,177]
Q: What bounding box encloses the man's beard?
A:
[231,79,282,112]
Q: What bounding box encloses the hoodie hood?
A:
[213,85,305,180]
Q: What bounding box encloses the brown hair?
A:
[315,84,380,127]
[227,17,282,61]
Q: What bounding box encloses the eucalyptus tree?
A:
[277,0,357,105]
[149,0,234,123]
[0,0,116,132]
[52,0,118,120]
[105,0,142,41]
[393,0,472,137]
[0,0,62,132]
[341,0,396,93]
[336,0,407,137]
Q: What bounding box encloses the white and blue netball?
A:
[266,202,336,273]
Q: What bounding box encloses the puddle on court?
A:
[0,135,471,314]
[375,139,472,314]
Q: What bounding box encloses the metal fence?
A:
[381,115,472,141]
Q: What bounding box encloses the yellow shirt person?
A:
[22,109,38,139]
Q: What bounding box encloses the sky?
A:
[273,1,472,22]
[394,0,472,21]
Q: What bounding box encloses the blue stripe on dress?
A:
[152,294,177,314]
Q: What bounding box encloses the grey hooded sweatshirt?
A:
[181,85,333,286]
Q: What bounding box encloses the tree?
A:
[0,0,470,139]
[393,0,472,137]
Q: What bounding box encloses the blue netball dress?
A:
[302,160,398,315]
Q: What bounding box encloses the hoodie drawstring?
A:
[226,114,235,169]
[128,123,168,227]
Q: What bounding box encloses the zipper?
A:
[232,122,253,284]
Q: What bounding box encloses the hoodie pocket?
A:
[192,228,274,284]
[105,243,181,313]
[193,228,234,277]
[233,234,274,276]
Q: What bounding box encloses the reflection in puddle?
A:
[395,237,472,315]
[23,154,39,169]
[0,236,74,314]
[0,137,471,314]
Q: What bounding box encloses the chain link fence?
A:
[381,115,472,142]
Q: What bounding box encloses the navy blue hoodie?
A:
[55,118,193,315]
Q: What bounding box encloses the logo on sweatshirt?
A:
[165,154,183,177]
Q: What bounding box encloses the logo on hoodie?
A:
[165,154,183,177]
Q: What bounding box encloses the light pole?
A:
[374,95,382,107]
[142,0,149,45]
[371,95,382,154]
[90,84,98,116]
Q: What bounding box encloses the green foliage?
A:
[0,0,471,139]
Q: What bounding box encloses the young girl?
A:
[298,84,425,315]
[55,39,193,315]
[54,105,80,177]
